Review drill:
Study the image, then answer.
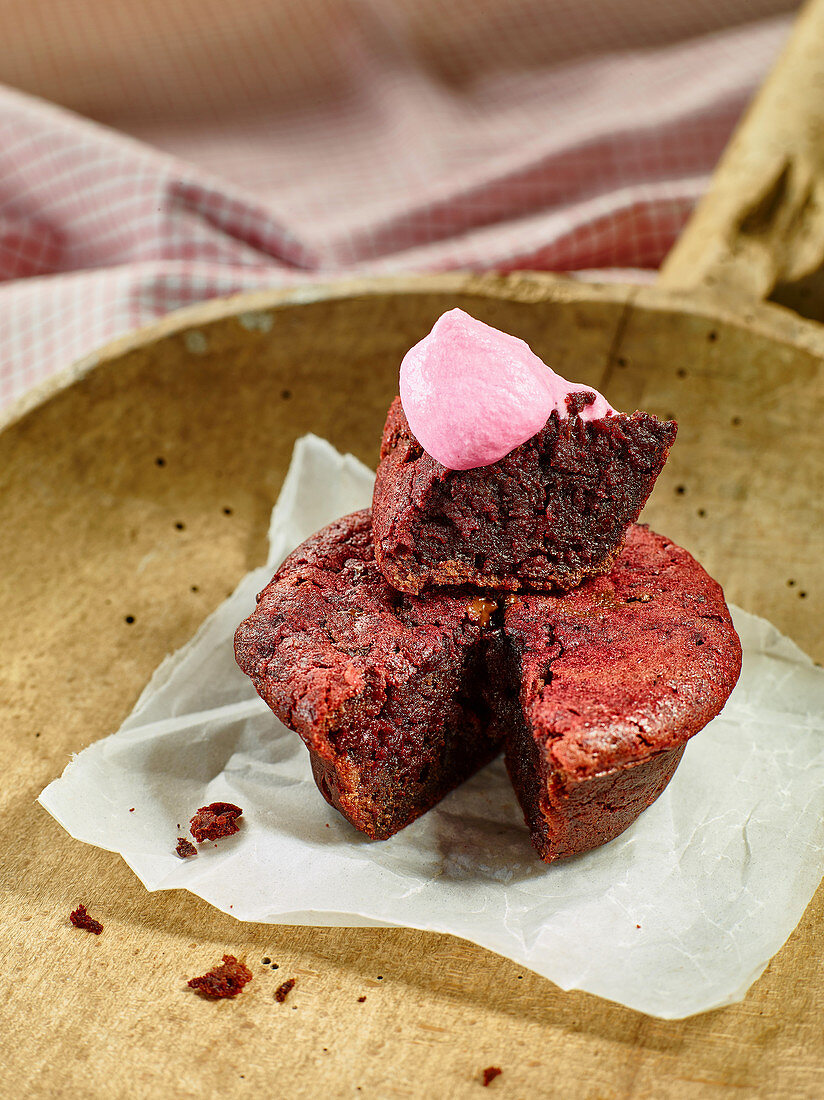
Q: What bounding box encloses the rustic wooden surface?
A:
[1,272,823,1099]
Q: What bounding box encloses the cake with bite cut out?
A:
[235,512,741,859]
[235,308,740,861]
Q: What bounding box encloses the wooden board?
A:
[2,274,823,1099]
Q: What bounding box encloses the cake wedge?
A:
[372,309,676,595]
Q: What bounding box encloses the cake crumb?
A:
[275,978,296,1003]
[176,837,197,859]
[69,903,103,934]
[482,1067,502,1087]
[357,995,366,1003]
[187,954,253,998]
[189,802,243,843]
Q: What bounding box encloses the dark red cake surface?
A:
[236,512,740,860]
[234,509,502,840]
[498,524,742,861]
[372,396,677,596]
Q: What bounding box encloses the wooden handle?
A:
[659,0,824,319]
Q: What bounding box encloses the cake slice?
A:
[499,524,742,862]
[373,395,676,595]
[234,509,502,840]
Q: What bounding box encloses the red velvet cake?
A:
[235,512,741,858]
[372,396,676,596]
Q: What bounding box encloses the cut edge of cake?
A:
[372,396,677,597]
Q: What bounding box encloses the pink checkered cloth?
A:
[0,0,795,412]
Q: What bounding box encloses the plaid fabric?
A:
[0,0,796,410]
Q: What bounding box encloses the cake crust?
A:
[372,396,677,595]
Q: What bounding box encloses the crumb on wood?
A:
[357,996,366,1003]
[189,802,243,843]
[187,954,253,999]
[176,837,197,859]
[482,1067,502,1087]
[275,977,296,1003]
[69,904,103,934]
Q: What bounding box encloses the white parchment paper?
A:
[40,435,824,1019]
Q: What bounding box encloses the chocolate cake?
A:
[234,510,502,840]
[235,512,741,858]
[372,396,677,596]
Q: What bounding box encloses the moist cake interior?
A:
[373,396,677,595]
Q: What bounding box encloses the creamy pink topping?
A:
[399,309,616,470]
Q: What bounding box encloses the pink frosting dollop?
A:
[399,308,615,470]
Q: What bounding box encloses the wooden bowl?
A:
[2,272,822,1096]
[6,0,824,1091]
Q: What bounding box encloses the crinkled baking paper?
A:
[40,436,824,1018]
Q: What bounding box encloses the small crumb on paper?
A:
[189,802,242,843]
[176,837,197,859]
[187,954,252,998]
[69,903,103,934]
